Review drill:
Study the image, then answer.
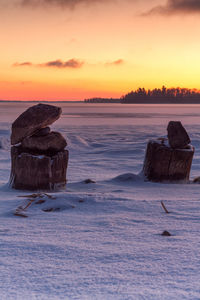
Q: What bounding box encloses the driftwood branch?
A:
[18,193,44,198]
[14,193,57,217]
[14,211,28,218]
[14,198,35,217]
[17,193,56,199]
[161,201,169,214]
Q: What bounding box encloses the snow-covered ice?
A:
[1,103,200,299]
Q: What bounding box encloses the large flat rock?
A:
[33,127,50,137]
[11,104,62,145]
[21,131,67,153]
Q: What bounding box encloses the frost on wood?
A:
[142,121,194,182]
[9,104,68,191]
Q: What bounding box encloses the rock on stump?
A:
[167,121,191,149]
[143,140,194,182]
[11,103,61,145]
[9,103,68,191]
[142,121,194,182]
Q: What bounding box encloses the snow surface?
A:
[1,103,200,299]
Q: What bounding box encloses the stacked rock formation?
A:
[10,103,68,191]
[142,121,194,182]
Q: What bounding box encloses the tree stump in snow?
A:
[10,146,69,191]
[143,140,194,182]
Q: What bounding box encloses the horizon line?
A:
[0,99,85,103]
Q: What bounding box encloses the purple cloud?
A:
[40,59,84,68]
[13,62,32,67]
[13,59,84,69]
[105,59,124,66]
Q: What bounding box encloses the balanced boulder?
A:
[11,103,61,145]
[33,127,51,137]
[21,132,67,154]
[167,121,190,149]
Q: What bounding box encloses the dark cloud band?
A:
[13,62,32,67]
[40,59,84,68]
[21,0,109,8]
[13,58,124,68]
[13,59,84,69]
[147,0,200,15]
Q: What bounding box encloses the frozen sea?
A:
[1,102,200,299]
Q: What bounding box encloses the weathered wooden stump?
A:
[9,103,68,191]
[10,147,69,191]
[143,140,194,182]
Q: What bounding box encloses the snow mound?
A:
[111,173,143,183]
[67,135,90,151]
[0,137,10,150]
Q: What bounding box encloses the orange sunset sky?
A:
[1,0,200,101]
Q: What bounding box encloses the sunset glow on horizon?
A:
[1,0,200,101]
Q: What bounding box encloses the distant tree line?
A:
[121,86,200,104]
[84,97,120,103]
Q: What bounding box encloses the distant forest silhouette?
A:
[85,86,200,104]
[84,97,120,103]
[121,86,200,104]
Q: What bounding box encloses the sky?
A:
[1,0,200,100]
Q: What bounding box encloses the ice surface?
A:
[1,103,200,299]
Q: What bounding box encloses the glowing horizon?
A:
[1,0,200,101]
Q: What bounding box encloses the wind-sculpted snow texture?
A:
[1,103,200,299]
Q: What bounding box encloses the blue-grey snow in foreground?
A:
[0,103,200,300]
